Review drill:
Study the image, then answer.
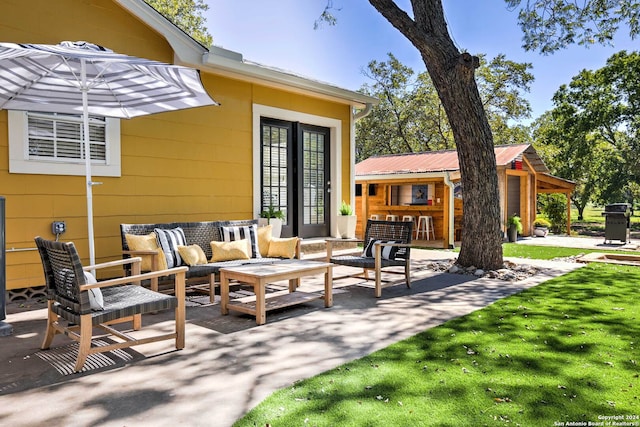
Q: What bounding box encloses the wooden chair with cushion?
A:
[326,220,413,297]
[35,236,188,372]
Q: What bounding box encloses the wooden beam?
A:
[566,192,572,235]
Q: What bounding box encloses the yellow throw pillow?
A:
[257,225,273,257]
[177,245,208,266]
[267,237,298,259]
[210,239,250,262]
[125,232,168,271]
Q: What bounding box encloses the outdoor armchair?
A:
[326,220,413,297]
[35,236,187,372]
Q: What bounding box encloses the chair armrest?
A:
[123,249,163,272]
[84,257,143,271]
[123,250,158,256]
[295,237,302,259]
[377,242,412,248]
[81,266,188,290]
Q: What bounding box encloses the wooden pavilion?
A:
[354,144,575,248]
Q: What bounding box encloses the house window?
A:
[8,110,121,177]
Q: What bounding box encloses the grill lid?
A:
[604,203,630,213]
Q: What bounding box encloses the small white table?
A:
[220,260,333,325]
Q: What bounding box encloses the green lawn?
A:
[235,260,639,426]
[572,204,606,223]
[501,243,630,260]
[448,243,628,259]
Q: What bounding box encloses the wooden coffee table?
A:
[219,260,333,325]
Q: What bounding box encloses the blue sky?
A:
[204,1,636,121]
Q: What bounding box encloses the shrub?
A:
[538,194,567,233]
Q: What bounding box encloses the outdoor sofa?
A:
[120,219,301,302]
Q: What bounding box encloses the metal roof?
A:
[355,144,550,176]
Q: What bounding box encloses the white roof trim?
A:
[115,0,377,108]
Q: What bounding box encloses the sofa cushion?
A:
[267,237,298,259]
[210,239,250,262]
[257,225,273,257]
[220,224,261,258]
[155,227,187,268]
[125,232,167,271]
[177,244,208,266]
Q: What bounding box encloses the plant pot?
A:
[257,218,282,238]
[336,215,356,238]
[534,226,548,237]
[507,225,518,242]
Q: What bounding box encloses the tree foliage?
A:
[356,53,534,161]
[534,50,640,215]
[144,0,213,47]
[507,0,640,53]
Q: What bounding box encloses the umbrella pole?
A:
[81,59,96,267]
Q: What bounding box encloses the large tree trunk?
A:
[369,0,504,269]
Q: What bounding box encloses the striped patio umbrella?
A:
[0,41,218,265]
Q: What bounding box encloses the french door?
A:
[260,118,330,238]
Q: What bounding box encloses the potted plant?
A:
[506,214,523,242]
[533,217,551,237]
[259,205,285,238]
[336,200,356,238]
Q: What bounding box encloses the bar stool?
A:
[416,215,435,240]
[402,215,417,235]
[370,214,381,220]
[386,214,399,221]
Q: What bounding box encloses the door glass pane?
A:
[261,123,288,223]
[302,129,325,225]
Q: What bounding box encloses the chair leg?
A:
[374,246,382,298]
[41,301,57,350]
[209,273,216,303]
[74,315,93,372]
[405,260,411,288]
[175,273,186,350]
[132,314,142,330]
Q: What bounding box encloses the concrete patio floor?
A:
[0,243,592,426]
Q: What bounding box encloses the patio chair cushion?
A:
[51,284,178,326]
[125,232,167,271]
[83,271,104,311]
[177,244,208,266]
[362,239,400,260]
[257,225,273,257]
[210,239,250,262]
[267,237,298,259]
[155,227,187,268]
[220,224,261,258]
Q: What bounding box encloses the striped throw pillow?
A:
[220,224,261,258]
[362,239,399,260]
[155,227,187,268]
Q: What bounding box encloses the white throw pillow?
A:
[83,271,104,311]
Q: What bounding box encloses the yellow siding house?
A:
[0,0,376,296]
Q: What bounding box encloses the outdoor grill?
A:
[601,203,631,244]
